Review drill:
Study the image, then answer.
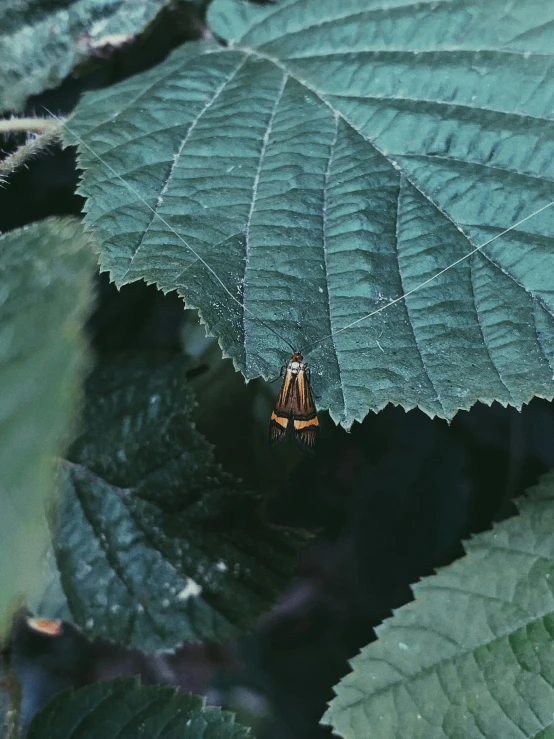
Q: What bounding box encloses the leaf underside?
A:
[33,356,307,652]
[27,678,251,739]
[66,0,554,427]
[0,218,94,637]
[323,471,554,739]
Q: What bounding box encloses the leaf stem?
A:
[0,117,66,178]
[0,117,63,135]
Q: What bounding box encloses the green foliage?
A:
[0,0,172,112]
[33,356,307,652]
[27,677,251,738]
[3,0,554,735]
[65,0,554,427]
[0,218,94,638]
[323,470,554,739]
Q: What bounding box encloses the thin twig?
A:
[0,117,63,135]
[0,117,67,179]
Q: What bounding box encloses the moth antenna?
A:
[303,197,554,357]
[282,337,298,354]
[45,109,296,360]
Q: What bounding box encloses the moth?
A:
[269,351,319,452]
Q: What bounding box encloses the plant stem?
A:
[0,117,62,135]
[0,117,67,178]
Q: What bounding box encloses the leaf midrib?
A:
[285,48,554,60]
[61,460,247,638]
[63,460,209,643]
[334,609,554,718]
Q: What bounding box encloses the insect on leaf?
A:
[269,352,319,451]
[64,0,554,427]
[32,356,308,652]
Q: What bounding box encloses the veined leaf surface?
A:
[34,356,307,652]
[66,0,554,426]
[323,470,554,739]
[27,678,251,739]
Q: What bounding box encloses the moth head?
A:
[288,351,305,374]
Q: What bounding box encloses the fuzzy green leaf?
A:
[65,0,554,426]
[323,470,554,739]
[33,356,306,652]
[0,218,94,637]
[27,677,251,738]
[0,0,172,112]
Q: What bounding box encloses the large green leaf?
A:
[323,470,554,739]
[33,356,306,652]
[27,677,251,739]
[64,0,554,426]
[0,0,171,112]
[0,218,94,637]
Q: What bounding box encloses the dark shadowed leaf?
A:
[33,356,307,652]
[27,677,251,739]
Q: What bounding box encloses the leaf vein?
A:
[343,611,554,712]
[327,91,553,125]
[80,44,225,137]
[64,461,174,642]
[287,47,554,60]
[121,54,248,281]
[468,255,516,403]
[249,0,462,47]
[532,302,554,374]
[393,177,446,414]
[321,112,347,418]
[400,152,554,185]
[423,581,530,612]
[243,71,289,368]
[477,653,529,739]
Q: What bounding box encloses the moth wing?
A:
[269,412,289,446]
[290,370,316,418]
[269,366,319,451]
[293,418,319,453]
[291,369,319,452]
[274,368,295,415]
[268,369,294,447]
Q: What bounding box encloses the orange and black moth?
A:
[269,352,319,452]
